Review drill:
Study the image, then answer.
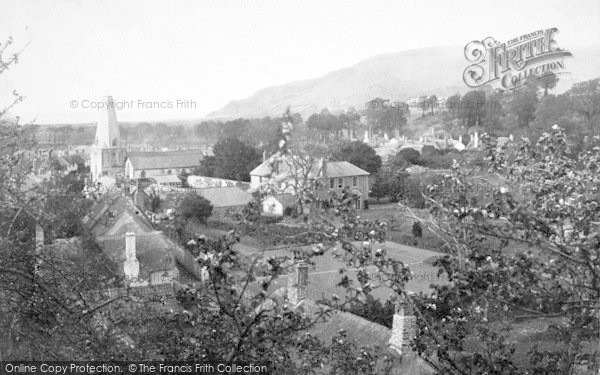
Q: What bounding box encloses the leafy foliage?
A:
[332,140,382,174]
[195,138,261,181]
[178,192,213,223]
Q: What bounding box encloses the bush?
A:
[283,206,294,216]
[397,148,422,165]
[420,147,464,169]
[412,221,423,238]
[179,192,213,223]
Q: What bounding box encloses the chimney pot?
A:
[288,262,309,307]
[389,293,417,355]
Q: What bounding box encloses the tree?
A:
[533,93,578,136]
[483,89,505,133]
[393,148,422,166]
[306,108,342,138]
[332,141,382,174]
[418,96,429,117]
[507,76,539,129]
[178,192,213,223]
[340,107,360,138]
[569,78,600,136]
[197,138,261,181]
[460,90,487,127]
[537,72,559,97]
[427,95,440,116]
[385,127,600,373]
[365,99,407,136]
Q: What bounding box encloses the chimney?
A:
[509,133,514,142]
[363,130,369,143]
[389,293,417,355]
[123,232,140,280]
[263,149,267,162]
[474,132,479,148]
[288,262,309,307]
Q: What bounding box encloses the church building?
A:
[90,95,205,184]
[90,96,127,182]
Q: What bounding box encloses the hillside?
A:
[208,44,600,119]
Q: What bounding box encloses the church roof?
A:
[127,150,204,171]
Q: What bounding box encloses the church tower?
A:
[90,96,127,182]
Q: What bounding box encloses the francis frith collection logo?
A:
[463,27,572,90]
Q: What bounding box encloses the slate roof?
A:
[127,150,204,170]
[97,232,177,277]
[300,299,393,348]
[196,186,253,208]
[271,193,296,208]
[250,157,368,178]
[86,282,181,317]
[325,161,369,177]
[83,193,178,278]
[249,160,273,177]
[246,282,391,349]
[83,192,152,237]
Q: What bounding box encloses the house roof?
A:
[97,232,177,276]
[250,156,368,178]
[269,193,296,208]
[300,299,392,347]
[83,193,152,237]
[196,186,253,208]
[83,193,177,277]
[325,161,369,177]
[250,157,278,177]
[127,150,204,171]
[85,282,181,317]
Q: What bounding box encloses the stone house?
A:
[250,155,370,209]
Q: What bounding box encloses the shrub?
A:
[412,221,423,238]
[397,148,422,165]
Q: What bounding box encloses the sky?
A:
[0,0,599,124]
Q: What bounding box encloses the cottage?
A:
[262,193,296,216]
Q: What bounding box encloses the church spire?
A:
[94,96,120,148]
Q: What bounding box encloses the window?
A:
[140,170,146,178]
[167,169,172,175]
[353,176,357,186]
[338,178,343,188]
[330,178,334,189]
